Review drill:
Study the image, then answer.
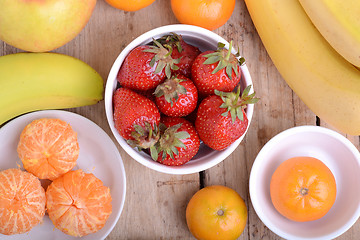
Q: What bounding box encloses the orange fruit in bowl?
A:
[105,0,156,11]
[0,168,46,235]
[17,118,79,180]
[46,169,112,237]
[270,156,337,222]
[171,0,236,31]
[186,185,247,240]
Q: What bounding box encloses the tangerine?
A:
[0,168,46,235]
[105,0,156,11]
[17,118,79,180]
[171,0,236,31]
[270,156,337,222]
[186,185,247,240]
[45,169,112,237]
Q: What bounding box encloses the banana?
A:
[298,0,360,68]
[244,0,360,135]
[0,52,104,125]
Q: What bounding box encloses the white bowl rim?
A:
[105,24,255,174]
[249,125,360,240]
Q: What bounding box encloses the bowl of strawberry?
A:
[105,24,258,174]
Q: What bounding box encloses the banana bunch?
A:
[244,0,360,135]
[0,53,104,125]
[299,0,360,68]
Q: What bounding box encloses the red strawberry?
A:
[151,117,200,166]
[195,85,259,150]
[154,75,198,117]
[113,87,160,142]
[156,33,201,78]
[117,40,180,91]
[191,41,245,96]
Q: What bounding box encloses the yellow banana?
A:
[0,52,104,125]
[244,0,360,135]
[298,0,360,68]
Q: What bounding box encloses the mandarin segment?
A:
[0,168,46,235]
[17,118,79,180]
[46,169,112,237]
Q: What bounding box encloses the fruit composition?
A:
[46,169,112,237]
[244,0,360,135]
[171,0,236,31]
[17,118,79,180]
[0,168,46,235]
[113,33,258,166]
[270,157,337,222]
[0,0,97,52]
[0,52,104,126]
[186,185,247,240]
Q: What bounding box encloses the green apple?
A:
[0,0,97,52]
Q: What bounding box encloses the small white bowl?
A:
[105,24,255,174]
[249,126,360,240]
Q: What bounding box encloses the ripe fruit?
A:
[0,52,104,126]
[191,41,243,96]
[117,41,180,91]
[154,75,198,117]
[0,169,46,235]
[17,118,79,180]
[113,87,160,140]
[299,0,360,68]
[105,0,156,12]
[152,117,200,166]
[171,0,236,31]
[270,157,337,222]
[195,86,258,150]
[244,0,360,135]
[46,169,112,237]
[156,33,201,77]
[186,185,247,240]
[0,0,96,52]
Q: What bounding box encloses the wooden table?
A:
[1,0,359,239]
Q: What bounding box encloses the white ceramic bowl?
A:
[105,24,255,174]
[249,126,360,240]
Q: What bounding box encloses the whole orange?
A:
[186,185,247,240]
[171,0,235,31]
[270,156,337,222]
[105,0,156,11]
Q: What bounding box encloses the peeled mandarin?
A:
[46,169,112,237]
[17,118,79,180]
[0,168,46,235]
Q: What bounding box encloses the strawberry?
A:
[113,87,160,142]
[156,33,201,78]
[151,117,200,166]
[195,85,259,150]
[117,40,180,91]
[154,75,198,117]
[191,41,245,96]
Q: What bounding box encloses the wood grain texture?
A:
[0,0,359,239]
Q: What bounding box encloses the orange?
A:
[171,0,236,31]
[17,118,79,180]
[45,169,112,237]
[270,156,337,222]
[186,185,247,240]
[0,168,46,235]
[105,0,156,11]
